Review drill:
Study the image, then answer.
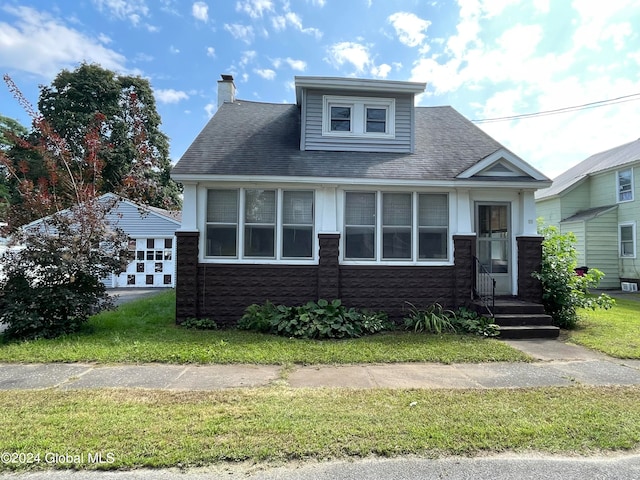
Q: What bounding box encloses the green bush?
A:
[533,223,614,329]
[181,317,218,330]
[403,302,455,334]
[238,299,391,339]
[450,307,499,337]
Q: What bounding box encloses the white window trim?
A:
[339,189,452,266]
[617,167,634,203]
[204,188,317,264]
[322,95,396,138]
[619,222,636,258]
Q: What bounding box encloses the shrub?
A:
[450,307,499,337]
[238,299,391,340]
[403,302,455,334]
[533,223,614,329]
[181,317,218,330]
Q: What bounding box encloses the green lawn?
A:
[0,290,529,364]
[570,296,640,359]
[1,386,639,471]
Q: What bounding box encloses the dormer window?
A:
[323,95,395,138]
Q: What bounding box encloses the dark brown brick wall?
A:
[517,236,543,303]
[175,231,528,326]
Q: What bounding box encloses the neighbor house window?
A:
[620,223,636,258]
[617,168,633,202]
[206,188,314,260]
[344,191,449,262]
[323,96,395,137]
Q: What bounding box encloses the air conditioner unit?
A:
[621,282,638,292]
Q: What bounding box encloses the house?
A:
[536,139,640,290]
[171,75,552,327]
[22,194,181,288]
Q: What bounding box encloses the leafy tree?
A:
[0,75,149,340]
[0,115,29,221]
[533,223,614,329]
[37,63,181,210]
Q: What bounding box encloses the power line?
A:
[471,92,640,124]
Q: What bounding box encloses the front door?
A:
[476,203,511,295]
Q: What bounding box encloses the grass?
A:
[1,386,639,471]
[569,296,640,359]
[0,290,529,364]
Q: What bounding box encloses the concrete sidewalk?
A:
[1,339,640,391]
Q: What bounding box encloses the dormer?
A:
[295,76,426,153]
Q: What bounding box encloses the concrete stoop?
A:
[474,299,560,339]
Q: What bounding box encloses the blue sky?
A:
[1,0,639,178]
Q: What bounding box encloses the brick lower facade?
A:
[176,232,543,327]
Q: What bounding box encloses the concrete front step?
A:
[492,300,546,315]
[497,325,560,339]
[493,313,554,327]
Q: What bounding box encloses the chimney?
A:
[217,74,236,108]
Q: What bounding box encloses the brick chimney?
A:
[217,74,236,107]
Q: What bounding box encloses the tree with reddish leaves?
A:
[0,73,164,340]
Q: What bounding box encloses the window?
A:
[620,223,636,258]
[419,194,449,259]
[206,189,314,260]
[618,168,633,202]
[344,191,449,262]
[244,189,276,257]
[206,189,238,257]
[323,96,395,137]
[282,191,314,258]
[345,192,376,259]
[383,193,411,259]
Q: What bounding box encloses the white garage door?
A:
[114,237,175,287]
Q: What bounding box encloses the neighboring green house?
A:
[535,139,640,290]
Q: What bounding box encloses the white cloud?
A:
[206,46,216,57]
[93,0,150,25]
[0,6,128,77]
[205,102,216,118]
[192,1,208,22]
[326,42,371,73]
[169,45,180,54]
[388,12,431,47]
[371,63,391,78]
[240,50,257,65]
[224,23,255,44]
[271,10,322,39]
[155,88,189,103]
[236,0,274,19]
[284,57,306,71]
[255,68,276,80]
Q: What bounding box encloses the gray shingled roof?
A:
[561,205,617,223]
[536,138,640,200]
[172,100,521,181]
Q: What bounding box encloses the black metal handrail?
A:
[473,256,496,316]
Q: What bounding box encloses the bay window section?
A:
[345,192,376,259]
[382,193,412,259]
[418,194,449,260]
[244,189,276,258]
[282,191,314,258]
[206,189,238,257]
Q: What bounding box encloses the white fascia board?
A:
[172,173,551,189]
[457,148,550,181]
[295,76,426,104]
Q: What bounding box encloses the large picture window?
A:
[206,189,314,260]
[344,191,449,262]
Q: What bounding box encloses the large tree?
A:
[37,63,181,210]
